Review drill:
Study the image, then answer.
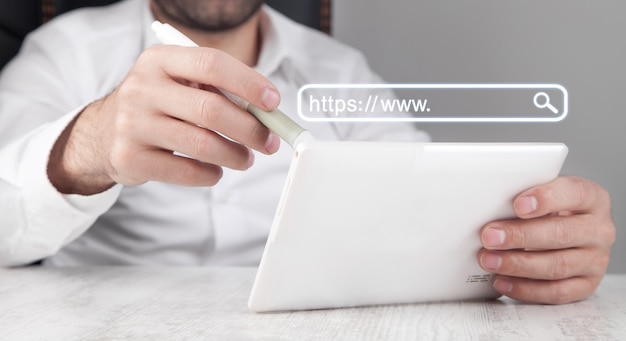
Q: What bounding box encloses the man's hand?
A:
[48,45,281,195]
[478,176,615,304]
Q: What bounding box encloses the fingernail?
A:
[483,228,506,248]
[494,278,513,294]
[246,149,255,169]
[265,132,280,153]
[261,88,280,109]
[515,195,538,215]
[481,252,502,271]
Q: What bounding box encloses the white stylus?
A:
[150,20,313,148]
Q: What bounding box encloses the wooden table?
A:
[1,267,624,340]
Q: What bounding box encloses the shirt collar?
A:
[141,0,159,49]
[141,2,287,77]
[255,5,287,76]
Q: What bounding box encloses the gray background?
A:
[333,0,625,273]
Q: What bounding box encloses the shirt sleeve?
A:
[0,106,122,267]
[0,23,123,267]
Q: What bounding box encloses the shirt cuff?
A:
[13,105,121,262]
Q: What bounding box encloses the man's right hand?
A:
[48,45,281,195]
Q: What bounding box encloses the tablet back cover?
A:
[249,142,568,312]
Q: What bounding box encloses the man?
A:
[0,0,615,305]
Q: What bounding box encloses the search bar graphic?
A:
[297,84,568,123]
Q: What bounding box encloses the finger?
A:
[513,176,611,219]
[480,214,601,250]
[145,45,281,110]
[149,82,279,154]
[111,149,223,187]
[143,115,255,171]
[489,275,601,304]
[477,248,608,280]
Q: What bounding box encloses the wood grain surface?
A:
[1,267,624,340]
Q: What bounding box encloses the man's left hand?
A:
[478,176,616,304]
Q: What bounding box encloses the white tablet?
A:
[248,142,568,312]
[148,22,568,312]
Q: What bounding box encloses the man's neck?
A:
[150,5,261,67]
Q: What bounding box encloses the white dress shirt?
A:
[0,0,429,266]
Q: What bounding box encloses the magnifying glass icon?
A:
[533,92,558,114]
